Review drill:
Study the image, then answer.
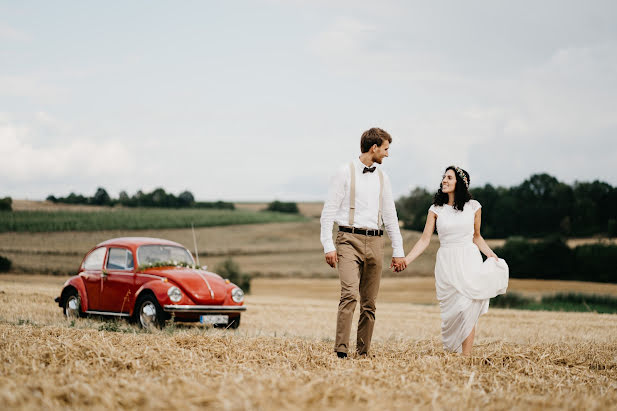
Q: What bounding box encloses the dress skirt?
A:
[435,243,509,353]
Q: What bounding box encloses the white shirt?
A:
[320,158,405,257]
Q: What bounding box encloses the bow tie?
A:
[363,166,376,174]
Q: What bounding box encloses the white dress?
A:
[429,200,509,353]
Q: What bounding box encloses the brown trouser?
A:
[334,231,384,355]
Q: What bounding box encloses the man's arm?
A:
[320,166,347,267]
[381,172,404,256]
[381,172,406,270]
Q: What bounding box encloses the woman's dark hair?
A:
[433,166,472,211]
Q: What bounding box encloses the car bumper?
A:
[163,305,246,314]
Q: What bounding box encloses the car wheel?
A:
[63,289,82,318]
[228,315,241,329]
[135,294,165,329]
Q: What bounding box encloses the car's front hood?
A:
[142,267,228,304]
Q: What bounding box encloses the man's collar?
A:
[355,157,375,170]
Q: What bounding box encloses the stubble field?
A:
[1,274,616,410]
[2,201,617,409]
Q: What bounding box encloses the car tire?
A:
[228,315,241,329]
[63,288,82,318]
[134,294,166,329]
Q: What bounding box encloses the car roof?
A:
[96,237,186,248]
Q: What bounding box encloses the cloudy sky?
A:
[1,1,616,201]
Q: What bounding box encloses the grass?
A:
[0,208,306,233]
[0,275,616,410]
[491,292,617,314]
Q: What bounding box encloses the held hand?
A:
[391,257,407,272]
[325,251,338,268]
[389,261,396,272]
[486,252,499,261]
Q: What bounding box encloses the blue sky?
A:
[1,1,616,201]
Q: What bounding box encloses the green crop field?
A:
[0,209,306,233]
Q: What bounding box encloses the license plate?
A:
[200,315,228,325]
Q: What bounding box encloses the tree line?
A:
[495,237,617,283]
[396,173,617,238]
[47,187,235,210]
[0,197,11,211]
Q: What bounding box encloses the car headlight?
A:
[231,287,244,303]
[167,286,182,303]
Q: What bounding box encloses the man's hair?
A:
[360,128,392,153]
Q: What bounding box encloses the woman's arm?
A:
[472,209,498,259]
[403,211,437,266]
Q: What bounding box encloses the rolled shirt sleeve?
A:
[381,172,405,257]
[320,166,347,254]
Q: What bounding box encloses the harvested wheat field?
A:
[1,275,616,410]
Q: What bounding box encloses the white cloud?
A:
[309,16,447,80]
[0,75,67,103]
[515,42,617,136]
[310,16,377,57]
[0,23,28,41]
[0,114,134,184]
[377,40,617,193]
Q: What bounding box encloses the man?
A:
[320,127,406,358]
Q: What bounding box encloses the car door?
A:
[80,247,108,311]
[99,247,135,313]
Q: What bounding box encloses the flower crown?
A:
[454,166,469,188]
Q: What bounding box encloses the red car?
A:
[55,237,246,329]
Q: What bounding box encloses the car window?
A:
[106,248,134,270]
[137,245,194,266]
[82,247,107,270]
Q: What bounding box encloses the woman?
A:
[401,166,508,355]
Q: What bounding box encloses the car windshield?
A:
[137,245,195,267]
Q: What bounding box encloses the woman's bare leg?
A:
[461,326,476,356]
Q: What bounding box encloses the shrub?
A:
[63,192,89,204]
[573,243,617,283]
[495,237,617,283]
[194,201,235,210]
[540,293,617,314]
[178,191,195,207]
[214,258,251,293]
[608,219,617,238]
[490,292,617,313]
[495,236,574,280]
[490,292,533,308]
[91,187,112,206]
[266,201,299,214]
[395,188,433,230]
[0,197,12,211]
[0,255,12,272]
